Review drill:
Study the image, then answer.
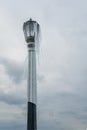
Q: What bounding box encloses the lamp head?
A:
[23,18,40,50]
[23,18,39,42]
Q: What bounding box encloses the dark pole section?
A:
[27,102,37,130]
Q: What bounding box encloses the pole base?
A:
[27,102,37,130]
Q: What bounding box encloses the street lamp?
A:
[23,18,40,130]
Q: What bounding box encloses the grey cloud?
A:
[0,57,24,84]
[0,92,25,105]
[38,122,71,130]
[37,74,45,83]
[0,121,26,130]
[37,91,87,130]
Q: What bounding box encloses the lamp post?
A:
[23,19,40,130]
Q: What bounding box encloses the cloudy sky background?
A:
[0,0,87,130]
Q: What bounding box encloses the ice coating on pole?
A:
[34,22,41,55]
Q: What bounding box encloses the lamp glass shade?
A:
[23,20,35,43]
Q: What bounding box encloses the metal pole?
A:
[23,19,39,130]
[27,42,37,130]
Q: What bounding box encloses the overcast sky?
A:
[0,0,87,130]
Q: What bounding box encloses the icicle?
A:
[34,22,41,62]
